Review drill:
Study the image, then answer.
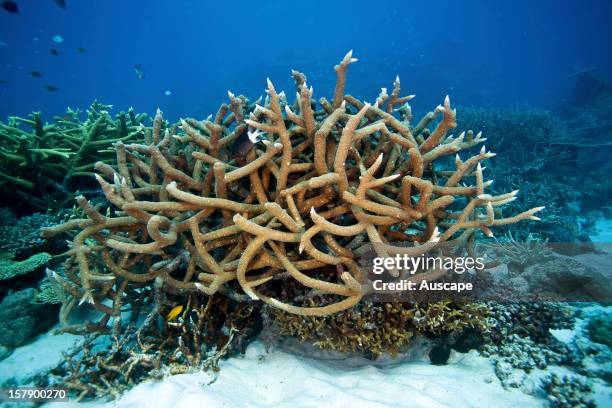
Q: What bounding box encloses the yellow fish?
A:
[166,305,183,322]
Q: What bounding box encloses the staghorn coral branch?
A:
[268,242,356,297]
[334,103,371,193]
[419,95,457,153]
[224,141,282,183]
[332,50,358,109]
[166,181,264,213]
[41,51,544,321]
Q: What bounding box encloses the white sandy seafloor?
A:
[4,335,543,408]
[2,329,609,408]
[74,344,542,408]
[0,218,609,407]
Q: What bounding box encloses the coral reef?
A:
[492,175,585,243]
[482,302,575,389]
[0,102,146,210]
[0,208,56,256]
[521,256,612,301]
[480,231,554,273]
[491,333,567,372]
[482,302,612,402]
[554,70,612,215]
[41,51,542,330]
[0,209,64,307]
[0,208,76,350]
[459,71,612,239]
[267,300,489,358]
[0,208,66,295]
[540,373,595,408]
[555,69,612,214]
[457,102,611,249]
[485,302,575,346]
[34,276,64,304]
[457,106,570,177]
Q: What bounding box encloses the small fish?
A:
[50,48,60,56]
[76,47,86,53]
[1,1,19,14]
[29,70,43,77]
[166,305,183,321]
[164,90,171,96]
[43,85,58,92]
[133,64,145,79]
[231,128,256,158]
[53,0,66,9]
[52,35,63,43]
[0,80,7,85]
[0,41,7,47]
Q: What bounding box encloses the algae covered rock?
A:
[586,314,612,348]
[0,288,57,348]
[522,256,612,302]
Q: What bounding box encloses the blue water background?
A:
[0,0,611,121]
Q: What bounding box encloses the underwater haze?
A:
[1,0,612,120]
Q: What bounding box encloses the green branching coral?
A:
[0,102,147,209]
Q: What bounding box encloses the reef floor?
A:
[0,307,609,408]
[0,218,610,407]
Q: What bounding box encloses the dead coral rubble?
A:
[42,51,542,324]
[36,293,259,401]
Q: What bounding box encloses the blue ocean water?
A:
[1,0,611,121]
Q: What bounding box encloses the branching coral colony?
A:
[42,51,543,328]
[0,102,147,209]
